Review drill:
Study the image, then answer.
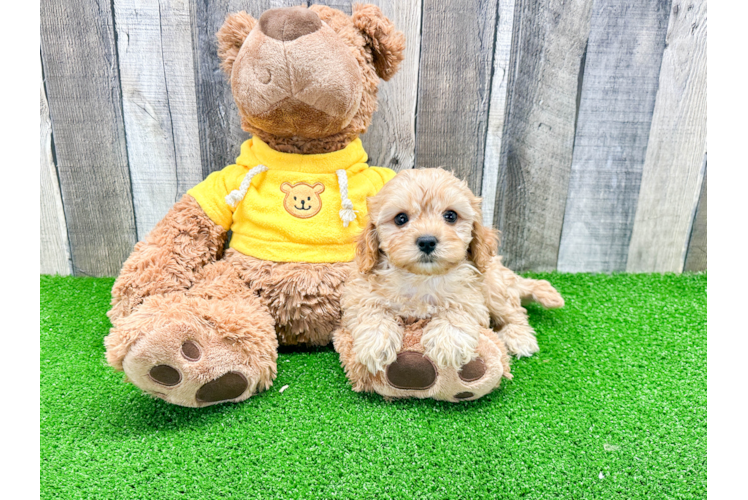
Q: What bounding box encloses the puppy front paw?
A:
[352,324,403,374]
[499,324,539,358]
[421,319,479,370]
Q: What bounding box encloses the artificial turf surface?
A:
[40,273,706,499]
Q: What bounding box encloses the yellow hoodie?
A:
[188,137,396,263]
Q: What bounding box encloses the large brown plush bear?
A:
[104,4,406,407]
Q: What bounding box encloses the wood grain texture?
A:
[481,0,516,225]
[40,72,72,276]
[684,158,706,272]
[494,0,594,271]
[414,0,500,194]
[316,0,422,172]
[556,0,670,272]
[41,0,137,277]
[115,0,204,240]
[627,1,707,273]
[191,0,303,177]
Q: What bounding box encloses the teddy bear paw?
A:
[335,319,511,402]
[108,294,278,407]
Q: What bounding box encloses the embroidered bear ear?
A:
[217,11,257,76]
[312,182,326,194]
[280,182,293,194]
[352,4,405,81]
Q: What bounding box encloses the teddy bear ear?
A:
[351,4,406,81]
[217,11,257,77]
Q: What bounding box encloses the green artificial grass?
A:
[40,273,706,499]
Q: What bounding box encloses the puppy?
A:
[341,168,564,375]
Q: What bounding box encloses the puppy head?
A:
[356,168,498,275]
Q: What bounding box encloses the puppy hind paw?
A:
[529,280,565,309]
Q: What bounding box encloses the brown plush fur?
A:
[106,4,405,407]
[225,250,354,346]
[333,168,563,401]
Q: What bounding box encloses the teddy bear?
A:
[104,4,406,407]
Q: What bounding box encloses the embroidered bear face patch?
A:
[280,182,325,218]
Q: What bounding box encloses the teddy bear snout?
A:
[258,7,322,42]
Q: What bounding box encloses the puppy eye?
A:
[443,210,458,224]
[394,213,409,226]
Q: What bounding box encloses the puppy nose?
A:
[258,7,323,41]
[416,236,438,255]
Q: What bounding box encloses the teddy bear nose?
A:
[258,7,323,42]
[416,236,438,255]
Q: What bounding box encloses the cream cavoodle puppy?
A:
[341,168,564,376]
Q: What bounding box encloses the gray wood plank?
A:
[481,0,516,225]
[40,70,72,276]
[315,0,422,172]
[414,0,500,194]
[627,1,707,273]
[114,0,203,240]
[191,0,304,177]
[494,0,595,271]
[556,0,671,273]
[684,157,706,272]
[40,0,137,277]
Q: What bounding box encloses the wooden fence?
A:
[40,0,707,277]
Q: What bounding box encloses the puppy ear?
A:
[352,4,405,81]
[217,11,257,76]
[469,218,499,274]
[355,219,380,274]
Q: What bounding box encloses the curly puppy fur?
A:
[105,4,406,407]
[338,168,564,378]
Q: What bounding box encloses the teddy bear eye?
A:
[394,213,409,226]
[294,196,297,200]
[443,210,458,224]
[307,197,311,201]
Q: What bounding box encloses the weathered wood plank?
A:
[684,158,706,272]
[191,0,303,177]
[627,1,707,273]
[40,70,72,276]
[494,0,594,271]
[414,0,500,194]
[40,0,137,277]
[556,0,671,272]
[114,0,204,240]
[315,0,422,172]
[481,0,516,225]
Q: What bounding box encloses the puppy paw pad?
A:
[148,365,182,386]
[385,352,437,390]
[458,358,486,382]
[454,391,475,400]
[181,341,201,361]
[195,372,248,404]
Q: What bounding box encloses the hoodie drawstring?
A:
[336,169,357,227]
[225,165,268,208]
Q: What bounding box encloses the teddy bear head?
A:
[217,4,405,154]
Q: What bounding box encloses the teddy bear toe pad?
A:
[385,352,437,390]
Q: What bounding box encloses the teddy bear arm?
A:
[108,194,228,322]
